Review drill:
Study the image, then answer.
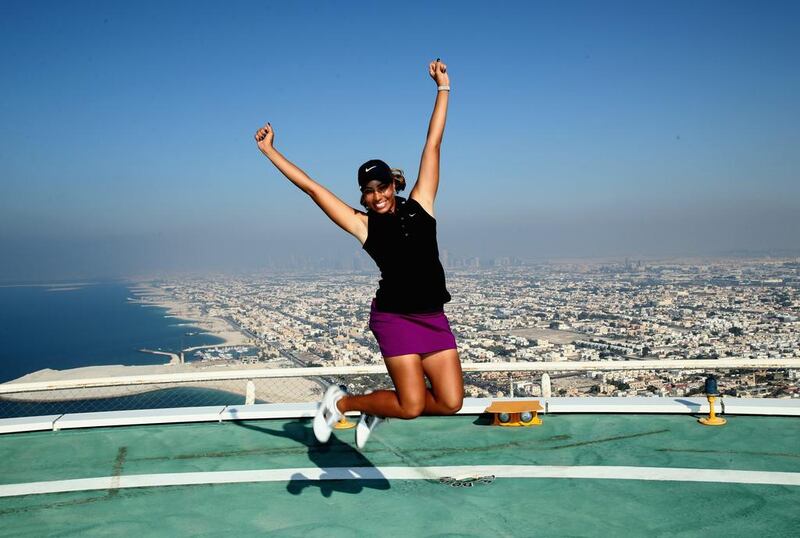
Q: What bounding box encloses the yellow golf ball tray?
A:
[485,400,543,427]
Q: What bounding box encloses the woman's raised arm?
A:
[255,123,367,243]
[410,59,450,217]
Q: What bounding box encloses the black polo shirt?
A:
[363,196,452,313]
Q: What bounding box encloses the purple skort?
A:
[368,298,458,358]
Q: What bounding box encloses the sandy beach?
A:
[129,282,251,347]
[2,362,323,404]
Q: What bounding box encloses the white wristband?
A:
[437,85,450,91]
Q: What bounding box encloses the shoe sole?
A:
[314,386,343,443]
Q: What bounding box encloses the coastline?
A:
[128,282,251,348]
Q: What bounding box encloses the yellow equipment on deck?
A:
[485,400,543,427]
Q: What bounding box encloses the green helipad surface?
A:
[1,414,799,537]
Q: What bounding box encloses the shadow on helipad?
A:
[232,420,390,497]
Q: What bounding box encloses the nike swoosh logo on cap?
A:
[366,165,377,172]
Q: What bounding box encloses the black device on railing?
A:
[699,374,726,426]
[704,375,720,396]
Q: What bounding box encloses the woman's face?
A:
[361,180,396,214]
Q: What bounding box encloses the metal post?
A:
[541,373,552,398]
[245,379,256,405]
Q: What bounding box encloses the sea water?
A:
[0,281,224,383]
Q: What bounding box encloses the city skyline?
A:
[117,258,800,401]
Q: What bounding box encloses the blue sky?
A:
[1,1,798,280]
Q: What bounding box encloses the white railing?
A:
[1,358,798,395]
[1,357,799,430]
[1,357,797,422]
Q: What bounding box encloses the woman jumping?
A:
[254,59,463,449]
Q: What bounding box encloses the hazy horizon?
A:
[2,1,798,282]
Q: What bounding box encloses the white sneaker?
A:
[313,384,345,443]
[356,414,385,449]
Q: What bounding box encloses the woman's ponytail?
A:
[390,168,406,192]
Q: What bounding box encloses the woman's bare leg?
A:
[420,347,464,415]
[337,349,464,418]
[337,353,427,419]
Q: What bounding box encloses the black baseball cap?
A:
[358,159,393,189]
